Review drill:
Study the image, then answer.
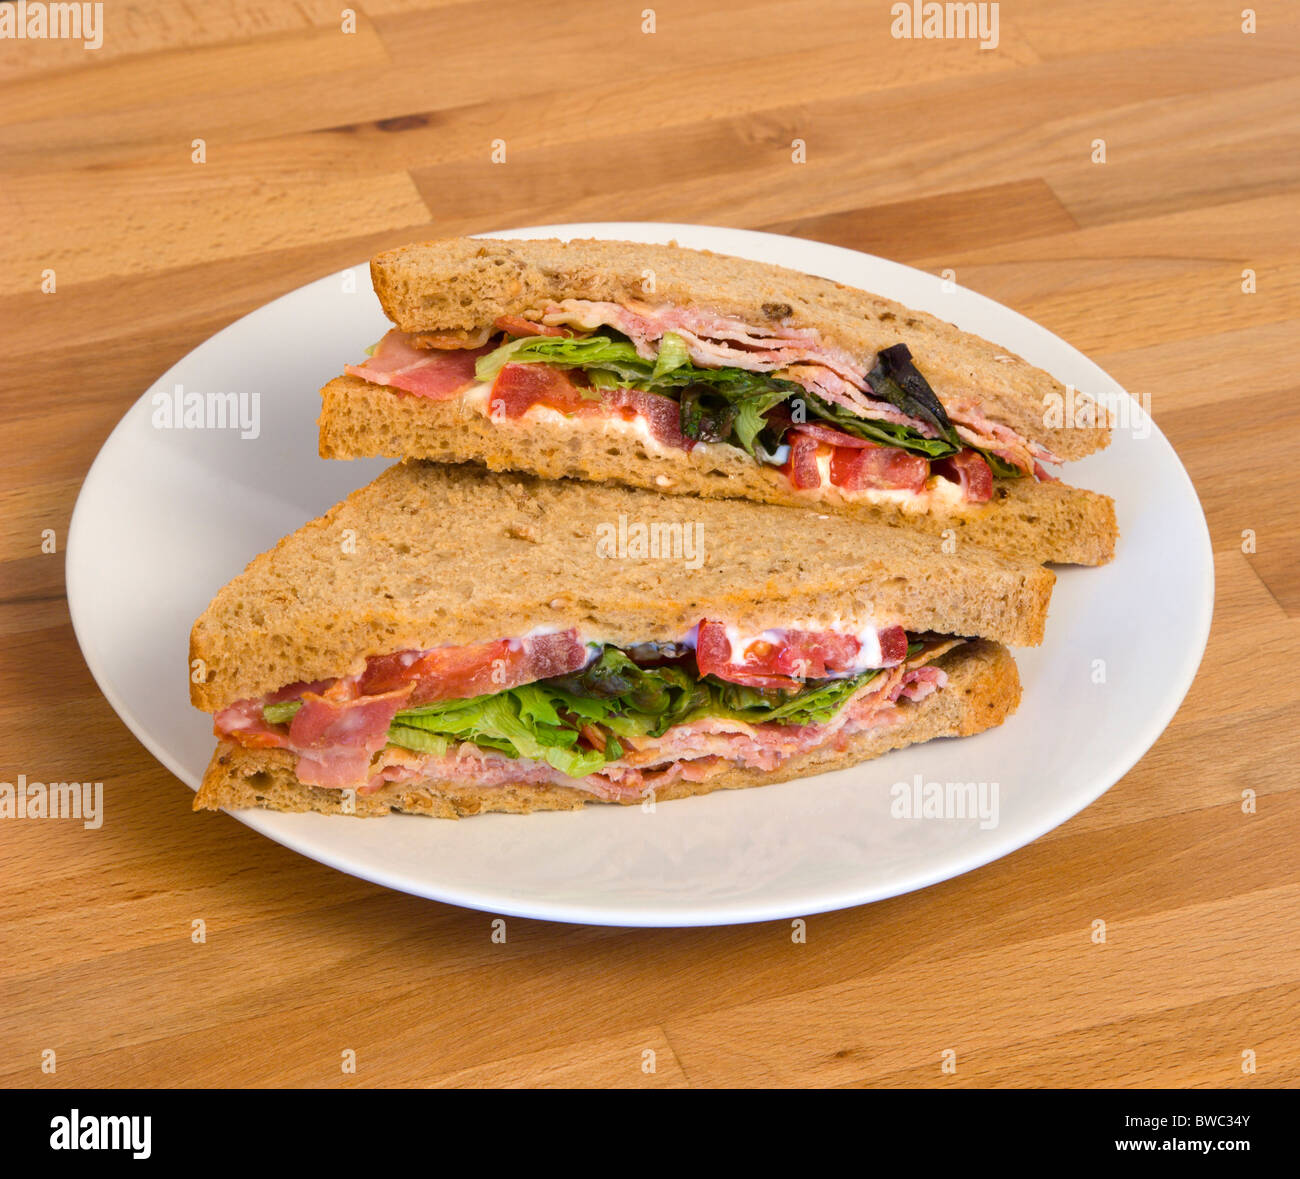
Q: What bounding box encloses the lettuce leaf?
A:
[733,391,791,458]
[984,452,1025,478]
[262,699,302,725]
[706,673,874,726]
[475,329,954,461]
[395,690,608,777]
[386,726,449,756]
[866,343,961,446]
[652,331,691,378]
[384,646,888,763]
[803,397,959,458]
[472,329,1026,473]
[258,641,898,780]
[475,333,652,383]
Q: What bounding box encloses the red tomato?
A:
[828,444,928,493]
[779,433,825,490]
[360,632,590,706]
[695,620,864,689]
[489,363,589,417]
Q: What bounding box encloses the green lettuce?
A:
[652,331,691,378]
[475,333,651,383]
[803,398,959,458]
[263,699,302,725]
[866,344,961,446]
[260,644,892,774]
[473,328,970,463]
[984,452,1025,478]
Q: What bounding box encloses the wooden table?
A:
[2,1,1296,1089]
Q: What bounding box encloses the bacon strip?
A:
[950,399,1063,467]
[889,665,947,703]
[539,298,871,389]
[493,315,569,338]
[345,330,491,400]
[291,683,413,789]
[779,363,931,430]
[213,631,593,789]
[212,678,331,750]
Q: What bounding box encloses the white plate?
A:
[67,222,1213,927]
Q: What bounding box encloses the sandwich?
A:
[190,461,1052,819]
[319,237,1117,566]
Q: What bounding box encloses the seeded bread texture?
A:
[320,374,1117,565]
[193,639,1019,818]
[369,237,1109,463]
[189,462,1054,711]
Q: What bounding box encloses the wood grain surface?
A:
[1,1,1296,1089]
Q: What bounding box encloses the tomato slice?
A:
[359,632,590,706]
[696,621,864,689]
[489,363,590,417]
[829,443,928,493]
[603,387,689,449]
[779,427,930,495]
[780,433,825,490]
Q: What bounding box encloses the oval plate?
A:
[66,222,1213,926]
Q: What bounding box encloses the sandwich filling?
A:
[213,622,965,802]
[345,301,1062,507]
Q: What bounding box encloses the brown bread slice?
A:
[320,374,1117,566]
[369,236,1110,462]
[189,462,1054,713]
[194,639,1019,818]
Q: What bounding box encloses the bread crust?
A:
[189,462,1054,712]
[194,640,1019,818]
[369,237,1110,462]
[320,374,1117,566]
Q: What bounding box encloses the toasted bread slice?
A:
[320,373,1117,566]
[194,639,1019,818]
[189,462,1053,713]
[369,236,1109,462]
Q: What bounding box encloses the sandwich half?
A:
[319,237,1117,566]
[191,462,1050,819]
